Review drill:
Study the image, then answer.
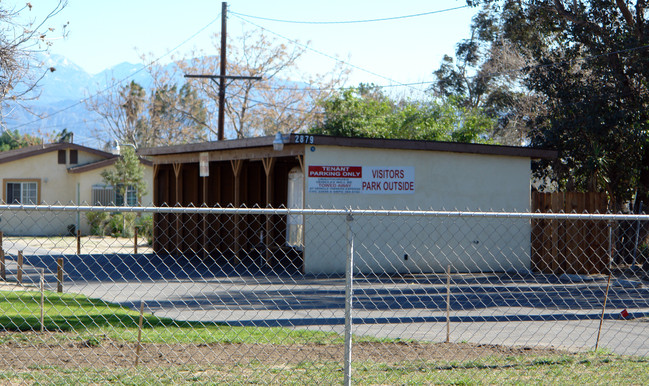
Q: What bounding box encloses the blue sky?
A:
[17,1,477,92]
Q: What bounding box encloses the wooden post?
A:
[262,157,275,265]
[17,251,23,285]
[134,227,138,254]
[76,230,81,255]
[446,265,451,343]
[202,175,208,257]
[173,162,183,255]
[40,269,45,333]
[135,300,145,367]
[57,258,64,293]
[0,231,3,251]
[550,193,562,273]
[231,159,243,262]
[152,164,160,252]
[0,249,5,281]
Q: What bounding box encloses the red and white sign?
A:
[308,165,414,194]
[308,166,363,194]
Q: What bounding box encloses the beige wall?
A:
[302,145,532,275]
[0,149,153,236]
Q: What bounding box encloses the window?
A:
[91,184,138,206]
[116,184,138,206]
[69,150,78,164]
[5,181,39,204]
[91,184,115,206]
[57,150,66,164]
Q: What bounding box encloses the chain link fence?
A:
[0,204,648,384]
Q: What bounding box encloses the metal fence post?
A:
[344,211,354,386]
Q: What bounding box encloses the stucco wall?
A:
[302,145,532,275]
[0,149,153,236]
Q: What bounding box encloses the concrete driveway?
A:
[4,251,649,357]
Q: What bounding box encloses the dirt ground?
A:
[0,332,565,370]
[4,236,152,255]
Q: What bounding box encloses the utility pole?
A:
[185,1,262,141]
[218,1,227,141]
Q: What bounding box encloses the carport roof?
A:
[138,134,557,160]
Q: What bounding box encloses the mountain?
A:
[4,54,153,148]
[3,54,310,148]
[37,54,92,103]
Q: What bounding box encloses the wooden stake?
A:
[76,230,81,255]
[40,269,45,333]
[17,251,23,285]
[134,227,138,254]
[0,249,5,281]
[135,300,144,367]
[446,264,451,343]
[57,258,64,293]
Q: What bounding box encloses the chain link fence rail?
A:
[0,204,648,384]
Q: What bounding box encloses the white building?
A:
[140,134,556,275]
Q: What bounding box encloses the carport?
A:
[140,136,304,269]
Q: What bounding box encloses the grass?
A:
[0,290,343,345]
[0,354,647,384]
[1,290,648,384]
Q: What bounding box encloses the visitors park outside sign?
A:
[308,165,415,194]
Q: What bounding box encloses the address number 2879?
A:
[294,135,314,144]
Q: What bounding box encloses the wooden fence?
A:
[531,192,609,274]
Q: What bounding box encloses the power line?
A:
[11,13,223,131]
[227,92,323,115]
[245,81,436,93]
[230,13,429,95]
[229,6,470,25]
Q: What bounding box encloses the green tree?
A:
[432,9,543,146]
[101,146,147,206]
[0,130,42,151]
[54,128,74,143]
[454,1,649,212]
[310,85,494,143]
[100,146,147,236]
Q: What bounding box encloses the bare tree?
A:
[0,1,67,126]
[87,63,209,149]
[180,28,348,138]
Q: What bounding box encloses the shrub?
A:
[135,214,154,245]
[86,212,110,236]
[107,212,137,238]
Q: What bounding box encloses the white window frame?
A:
[4,180,40,204]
